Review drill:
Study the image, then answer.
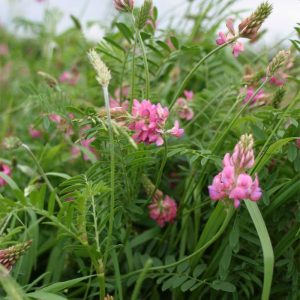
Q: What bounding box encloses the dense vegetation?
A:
[0,0,299,299]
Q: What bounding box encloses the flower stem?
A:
[137,31,150,99]
[130,33,137,110]
[102,86,115,266]
[150,138,168,200]
[169,41,233,111]
[21,143,62,208]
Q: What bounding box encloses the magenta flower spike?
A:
[208,134,262,208]
[0,163,11,187]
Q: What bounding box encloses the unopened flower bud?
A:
[267,50,290,77]
[141,175,163,201]
[113,0,134,12]
[2,137,22,150]
[238,1,272,39]
[136,0,153,30]
[0,240,32,271]
[87,49,111,87]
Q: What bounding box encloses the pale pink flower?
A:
[148,195,177,227]
[0,163,11,187]
[49,114,62,124]
[114,0,134,11]
[216,18,245,58]
[114,86,130,99]
[0,44,9,56]
[183,90,194,101]
[29,126,42,139]
[59,71,80,86]
[243,87,265,104]
[175,97,194,121]
[71,138,96,161]
[216,32,228,45]
[232,41,244,57]
[109,98,129,112]
[168,121,184,137]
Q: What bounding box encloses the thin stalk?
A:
[21,143,62,208]
[131,259,152,300]
[120,205,232,280]
[169,41,234,111]
[137,31,150,99]
[130,33,138,110]
[102,86,116,266]
[91,195,100,253]
[150,138,168,200]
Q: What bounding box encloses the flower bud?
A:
[113,0,134,12]
[0,240,32,271]
[238,2,272,39]
[267,50,290,77]
[37,71,58,88]
[135,0,153,30]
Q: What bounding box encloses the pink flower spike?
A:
[168,121,184,138]
[232,41,244,57]
[0,163,11,187]
[243,87,265,104]
[270,76,285,86]
[49,114,62,124]
[216,32,228,45]
[183,90,194,101]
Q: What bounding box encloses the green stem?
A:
[130,33,138,110]
[120,205,232,280]
[102,86,115,266]
[91,195,100,253]
[21,143,62,208]
[137,31,150,99]
[131,259,152,300]
[169,41,233,111]
[150,138,168,200]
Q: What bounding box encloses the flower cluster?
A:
[0,240,32,272]
[208,134,262,208]
[216,19,245,57]
[142,175,177,227]
[216,2,272,57]
[0,162,11,187]
[128,99,183,146]
[174,90,194,120]
[149,195,177,227]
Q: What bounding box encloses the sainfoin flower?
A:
[242,87,265,104]
[148,195,177,227]
[29,126,42,139]
[59,70,80,86]
[0,241,32,271]
[0,163,11,187]
[208,134,262,208]
[114,0,134,11]
[128,99,184,146]
[174,90,194,121]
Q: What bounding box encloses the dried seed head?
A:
[87,49,111,87]
[136,0,153,30]
[114,0,134,12]
[238,2,272,39]
[37,71,58,88]
[2,136,22,150]
[0,240,32,271]
[267,50,290,77]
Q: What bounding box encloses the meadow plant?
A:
[0,0,299,299]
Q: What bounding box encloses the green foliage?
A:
[0,0,300,299]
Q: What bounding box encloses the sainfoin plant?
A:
[0,0,300,299]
